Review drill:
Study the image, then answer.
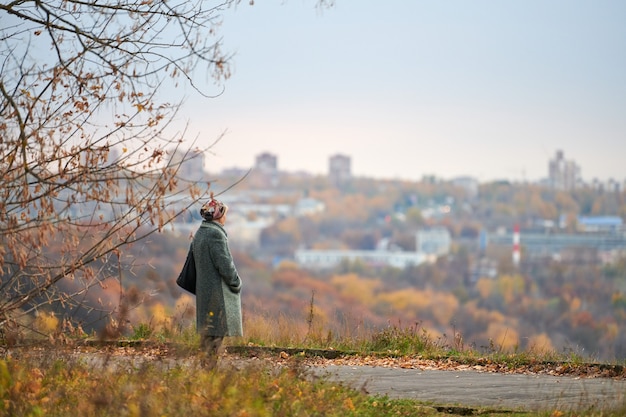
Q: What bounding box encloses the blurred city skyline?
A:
[180,146,619,191]
[169,1,626,183]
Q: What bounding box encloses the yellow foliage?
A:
[465,302,506,325]
[343,397,355,411]
[527,332,555,354]
[311,240,349,250]
[475,278,493,300]
[276,259,300,270]
[424,327,444,341]
[175,293,194,309]
[431,292,459,326]
[149,303,169,330]
[377,288,429,312]
[485,322,519,351]
[496,275,525,304]
[174,294,196,320]
[374,288,458,326]
[569,297,582,312]
[605,323,619,341]
[277,217,301,241]
[461,300,480,320]
[324,194,370,221]
[331,273,382,305]
[34,311,59,334]
[368,194,392,212]
[487,310,506,323]
[127,402,141,417]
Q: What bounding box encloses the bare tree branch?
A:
[0,0,240,337]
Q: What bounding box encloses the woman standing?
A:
[192,197,242,367]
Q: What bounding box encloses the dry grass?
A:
[0,348,484,417]
[3,311,626,417]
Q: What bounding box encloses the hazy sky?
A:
[177,1,626,183]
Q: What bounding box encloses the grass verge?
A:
[0,347,532,417]
[2,317,626,417]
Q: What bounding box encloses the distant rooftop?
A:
[578,216,623,226]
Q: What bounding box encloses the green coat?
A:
[192,220,243,337]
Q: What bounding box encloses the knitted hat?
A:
[200,195,228,221]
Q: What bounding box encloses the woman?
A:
[192,197,242,367]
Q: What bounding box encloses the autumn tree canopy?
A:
[0,0,238,335]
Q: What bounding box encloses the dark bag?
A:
[176,244,196,294]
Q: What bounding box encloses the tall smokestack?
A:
[512,224,520,266]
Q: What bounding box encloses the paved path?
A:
[309,364,626,412]
[38,342,626,413]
